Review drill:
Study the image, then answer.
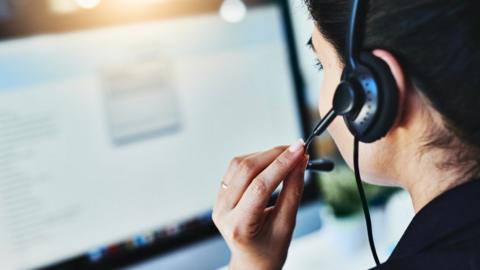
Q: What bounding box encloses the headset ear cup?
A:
[357,52,399,142]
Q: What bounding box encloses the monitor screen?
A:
[0,1,312,269]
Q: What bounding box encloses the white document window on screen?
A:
[101,58,181,144]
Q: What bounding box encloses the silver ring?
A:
[221,181,229,190]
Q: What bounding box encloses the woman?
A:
[212,0,480,269]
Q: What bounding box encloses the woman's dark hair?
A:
[305,0,480,180]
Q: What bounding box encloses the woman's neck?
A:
[391,95,466,213]
[401,149,464,213]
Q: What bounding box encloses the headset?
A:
[304,0,399,266]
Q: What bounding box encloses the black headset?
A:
[305,0,398,147]
[304,0,400,266]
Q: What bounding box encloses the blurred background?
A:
[0,0,414,269]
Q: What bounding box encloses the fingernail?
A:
[288,139,305,153]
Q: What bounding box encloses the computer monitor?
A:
[0,0,317,269]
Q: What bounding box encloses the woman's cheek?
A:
[318,73,338,117]
[318,90,331,119]
[329,117,354,166]
[317,70,355,165]
[317,67,395,186]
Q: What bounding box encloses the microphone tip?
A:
[306,159,335,172]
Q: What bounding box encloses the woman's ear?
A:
[372,49,409,127]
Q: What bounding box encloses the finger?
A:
[213,152,256,225]
[216,151,259,204]
[235,139,306,233]
[222,146,288,209]
[213,146,287,225]
[222,152,256,184]
[273,156,308,234]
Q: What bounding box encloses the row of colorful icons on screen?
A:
[87,211,213,263]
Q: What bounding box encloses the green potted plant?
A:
[319,164,398,217]
[313,163,399,254]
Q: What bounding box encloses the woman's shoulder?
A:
[373,239,480,270]
[374,179,480,270]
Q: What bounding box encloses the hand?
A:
[212,140,308,270]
